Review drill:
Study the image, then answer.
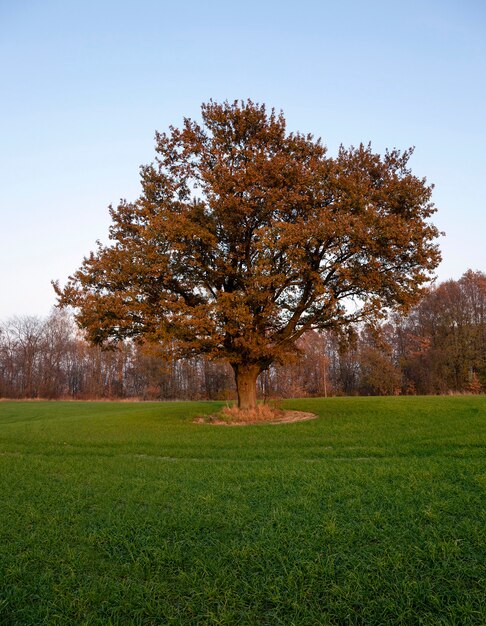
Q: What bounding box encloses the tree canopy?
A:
[54,100,441,409]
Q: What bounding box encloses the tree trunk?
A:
[233,364,261,410]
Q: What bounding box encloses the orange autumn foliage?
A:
[54,100,440,409]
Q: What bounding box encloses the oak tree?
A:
[54,100,441,409]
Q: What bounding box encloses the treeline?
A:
[1,270,484,400]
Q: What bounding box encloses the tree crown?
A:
[55,100,441,369]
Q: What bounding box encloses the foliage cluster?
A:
[54,100,440,408]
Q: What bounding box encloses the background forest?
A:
[1,270,484,400]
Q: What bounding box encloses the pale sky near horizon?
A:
[1,0,485,320]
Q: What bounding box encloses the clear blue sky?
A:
[1,0,485,319]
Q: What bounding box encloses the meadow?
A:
[0,397,484,625]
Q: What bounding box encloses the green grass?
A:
[0,396,485,625]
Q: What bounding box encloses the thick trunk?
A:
[233,364,261,410]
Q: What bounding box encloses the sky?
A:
[0,0,485,319]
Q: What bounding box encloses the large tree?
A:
[54,100,440,409]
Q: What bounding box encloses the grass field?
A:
[0,397,485,625]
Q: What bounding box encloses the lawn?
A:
[0,397,485,625]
